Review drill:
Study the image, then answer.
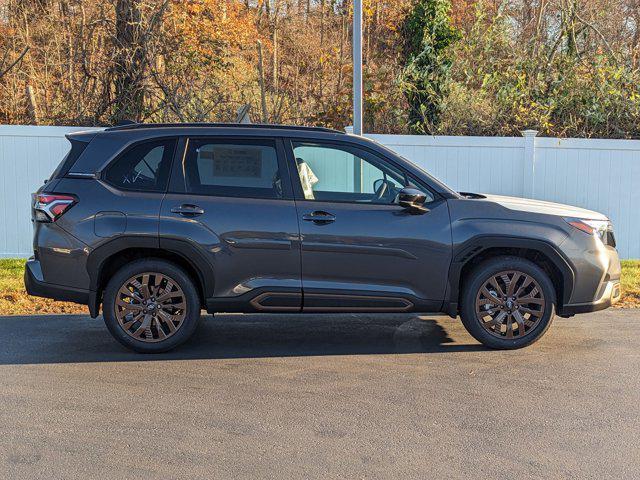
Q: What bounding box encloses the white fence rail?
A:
[1,125,638,258]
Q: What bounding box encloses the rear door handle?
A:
[171,204,205,216]
[302,211,336,224]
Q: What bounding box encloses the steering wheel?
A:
[374,178,399,202]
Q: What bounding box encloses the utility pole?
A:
[352,0,363,135]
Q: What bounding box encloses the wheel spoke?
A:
[506,272,521,296]
[121,312,143,330]
[514,275,533,297]
[119,288,143,302]
[477,298,498,312]
[162,280,174,297]
[156,291,183,303]
[154,317,167,339]
[491,310,507,329]
[513,310,526,336]
[131,314,152,339]
[157,310,178,332]
[154,273,165,288]
[519,296,545,305]
[116,297,143,311]
[480,287,503,305]
[505,315,514,338]
[519,306,542,317]
[140,274,151,299]
[487,277,506,297]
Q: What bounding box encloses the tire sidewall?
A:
[103,259,201,353]
[460,256,556,349]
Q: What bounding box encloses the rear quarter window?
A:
[103,138,176,192]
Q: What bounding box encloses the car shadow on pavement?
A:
[0,313,485,365]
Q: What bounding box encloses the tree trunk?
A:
[256,40,269,122]
[25,84,39,124]
[273,21,279,93]
[112,0,146,123]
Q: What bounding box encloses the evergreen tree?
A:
[401,0,460,134]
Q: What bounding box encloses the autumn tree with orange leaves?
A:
[2,0,640,137]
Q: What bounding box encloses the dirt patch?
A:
[0,292,87,315]
[615,292,640,309]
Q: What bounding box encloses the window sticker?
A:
[198,146,262,178]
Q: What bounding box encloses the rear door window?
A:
[181,139,286,199]
[103,138,176,192]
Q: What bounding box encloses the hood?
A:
[480,194,608,220]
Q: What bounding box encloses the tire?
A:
[459,256,556,349]
[103,259,201,353]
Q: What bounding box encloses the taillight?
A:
[32,193,76,222]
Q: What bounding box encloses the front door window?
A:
[291,142,433,204]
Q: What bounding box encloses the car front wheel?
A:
[459,256,556,349]
[103,259,201,353]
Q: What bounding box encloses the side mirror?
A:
[398,187,429,214]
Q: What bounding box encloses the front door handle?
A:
[171,204,205,216]
[302,211,336,224]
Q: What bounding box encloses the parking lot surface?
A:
[1,309,639,479]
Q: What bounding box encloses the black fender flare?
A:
[86,235,215,301]
[444,235,575,316]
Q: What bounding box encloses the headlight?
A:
[565,218,616,247]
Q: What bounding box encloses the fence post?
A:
[521,129,538,198]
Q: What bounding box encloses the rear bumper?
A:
[560,279,621,316]
[24,257,90,306]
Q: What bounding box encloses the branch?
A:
[574,12,618,61]
[0,47,29,79]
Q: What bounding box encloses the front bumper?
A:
[560,279,621,316]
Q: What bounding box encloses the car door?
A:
[160,136,302,312]
[286,139,452,312]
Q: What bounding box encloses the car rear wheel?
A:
[459,256,556,349]
[103,259,201,353]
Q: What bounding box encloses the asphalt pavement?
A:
[1,309,639,479]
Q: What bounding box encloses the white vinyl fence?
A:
[1,125,639,258]
[0,126,101,258]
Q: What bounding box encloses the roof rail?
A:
[104,122,344,134]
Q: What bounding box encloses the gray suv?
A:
[25,124,621,352]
